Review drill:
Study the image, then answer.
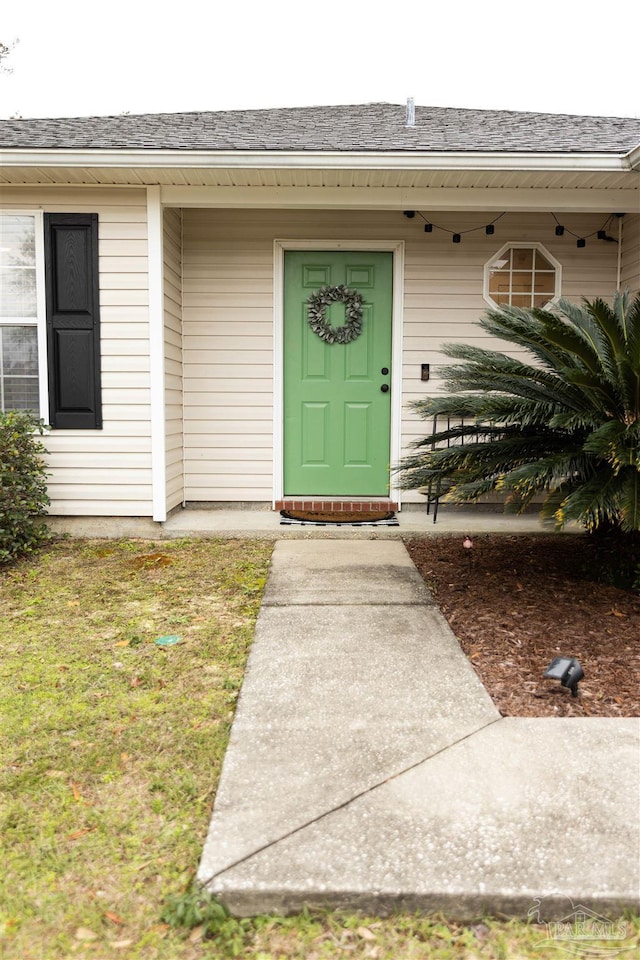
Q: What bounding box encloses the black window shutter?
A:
[44,213,102,429]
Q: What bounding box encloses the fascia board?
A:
[0,148,630,172]
[624,142,640,170]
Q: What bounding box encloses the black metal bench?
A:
[424,415,486,522]
[424,414,453,523]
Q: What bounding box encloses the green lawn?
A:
[1,538,637,959]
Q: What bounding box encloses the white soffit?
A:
[1,165,638,191]
[1,150,638,214]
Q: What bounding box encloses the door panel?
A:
[284,251,393,496]
[301,402,330,465]
[344,403,372,464]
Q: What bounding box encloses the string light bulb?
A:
[553,213,616,247]
[402,211,608,252]
[406,210,505,241]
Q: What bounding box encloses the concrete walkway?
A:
[197,540,640,920]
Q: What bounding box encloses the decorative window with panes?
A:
[0,214,43,414]
[484,242,561,310]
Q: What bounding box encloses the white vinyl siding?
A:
[620,213,640,296]
[182,213,273,502]
[0,188,153,516]
[0,194,625,514]
[163,208,184,513]
[181,209,619,504]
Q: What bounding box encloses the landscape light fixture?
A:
[555,224,565,236]
[403,210,416,218]
[543,656,584,698]
[577,238,586,248]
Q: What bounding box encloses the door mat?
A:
[280,509,399,527]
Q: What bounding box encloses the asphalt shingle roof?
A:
[1,103,639,154]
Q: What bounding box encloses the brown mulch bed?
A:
[404,534,640,718]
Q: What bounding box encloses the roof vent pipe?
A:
[405,97,415,127]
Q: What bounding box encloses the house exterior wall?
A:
[621,212,640,296]
[0,192,630,514]
[0,187,154,516]
[181,208,620,504]
[163,207,184,512]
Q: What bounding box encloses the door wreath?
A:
[306,285,364,344]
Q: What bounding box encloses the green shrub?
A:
[0,411,51,564]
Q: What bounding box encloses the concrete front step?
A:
[205,718,640,920]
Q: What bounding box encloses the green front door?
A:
[283,251,393,496]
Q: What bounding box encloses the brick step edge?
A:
[275,499,398,513]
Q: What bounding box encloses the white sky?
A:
[1,1,639,121]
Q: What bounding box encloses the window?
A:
[0,213,44,414]
[0,211,102,428]
[484,242,561,310]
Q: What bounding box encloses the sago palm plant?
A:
[398,291,640,535]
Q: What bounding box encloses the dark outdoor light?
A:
[555,224,565,236]
[544,656,584,698]
[577,238,586,248]
[406,210,505,241]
